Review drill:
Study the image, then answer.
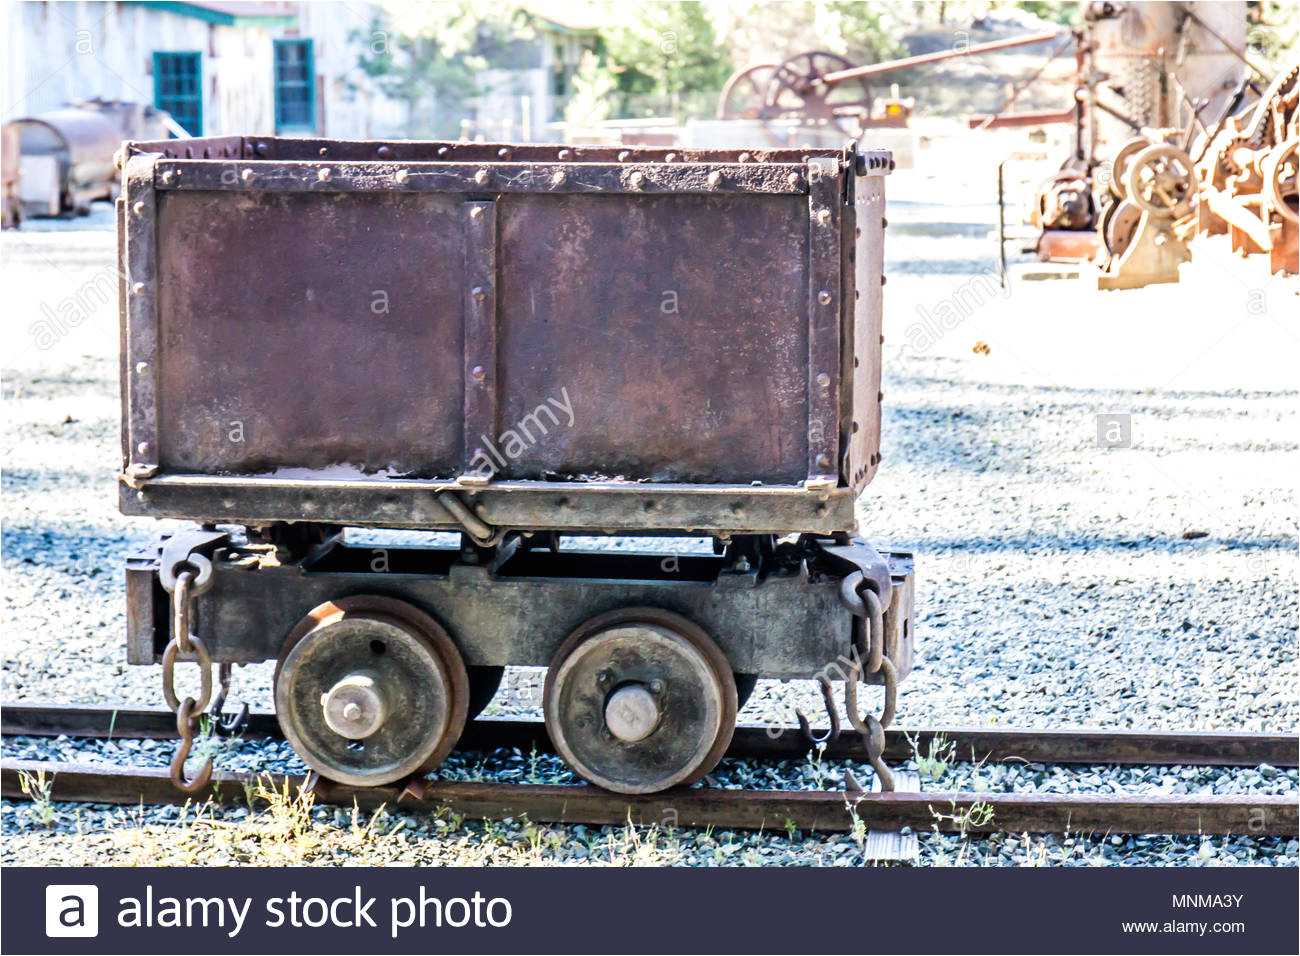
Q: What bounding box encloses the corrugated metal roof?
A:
[124,1,298,28]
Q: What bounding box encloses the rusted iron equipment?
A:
[3,99,171,219]
[1084,1,1249,153]
[719,30,1063,137]
[1,124,18,229]
[116,136,915,796]
[1092,57,1297,284]
[1192,60,1298,274]
[1096,138,1196,288]
[993,2,1257,270]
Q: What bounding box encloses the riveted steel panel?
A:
[494,193,809,484]
[154,190,465,477]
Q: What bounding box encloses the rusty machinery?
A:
[2,99,172,221]
[1093,62,1298,285]
[975,1,1274,280]
[1,124,18,229]
[1190,61,1299,275]
[1086,1,1282,286]
[1028,2,1258,271]
[1095,138,1197,288]
[714,17,1158,265]
[718,30,1066,141]
[114,136,916,797]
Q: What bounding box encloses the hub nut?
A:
[321,672,388,739]
[604,685,660,743]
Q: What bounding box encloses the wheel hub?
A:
[321,671,388,739]
[604,684,660,742]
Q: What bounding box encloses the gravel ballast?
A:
[2,129,1296,866]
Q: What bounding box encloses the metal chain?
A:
[160,564,215,792]
[839,574,899,791]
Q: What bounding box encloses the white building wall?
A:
[2,1,409,139]
[210,19,274,134]
[2,0,276,133]
[5,1,543,142]
[282,0,404,139]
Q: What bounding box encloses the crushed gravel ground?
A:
[2,127,1296,866]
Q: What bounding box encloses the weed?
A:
[806,741,829,789]
[908,731,955,784]
[844,792,869,852]
[520,816,545,855]
[250,775,321,864]
[18,769,55,826]
[433,803,465,832]
[928,798,995,866]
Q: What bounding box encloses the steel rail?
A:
[2,759,1294,836]
[3,703,1296,768]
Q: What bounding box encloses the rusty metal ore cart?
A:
[116,136,915,795]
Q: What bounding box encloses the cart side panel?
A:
[849,169,885,492]
[495,193,810,484]
[154,190,465,477]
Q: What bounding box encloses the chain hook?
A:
[210,663,250,737]
[169,697,214,792]
[161,571,213,713]
[861,713,895,793]
[844,656,899,792]
[795,674,841,750]
[845,655,898,731]
[840,572,884,674]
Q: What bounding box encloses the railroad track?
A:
[3,703,1296,837]
[6,702,1296,766]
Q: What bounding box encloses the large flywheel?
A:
[767,51,871,137]
[717,63,779,120]
[1126,144,1196,219]
[718,51,871,139]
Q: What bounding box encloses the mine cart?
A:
[116,136,915,794]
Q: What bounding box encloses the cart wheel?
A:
[274,595,468,786]
[544,608,737,794]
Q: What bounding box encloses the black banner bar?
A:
[4,866,1297,955]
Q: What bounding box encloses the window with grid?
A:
[153,52,202,137]
[274,39,315,132]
